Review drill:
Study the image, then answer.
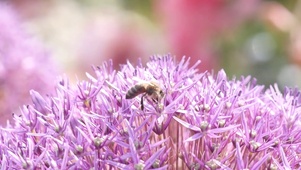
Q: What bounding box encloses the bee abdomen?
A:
[126,85,146,99]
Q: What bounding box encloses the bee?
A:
[126,81,164,110]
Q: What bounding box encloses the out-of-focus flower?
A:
[260,1,301,88]
[77,12,161,72]
[260,2,297,33]
[1,55,301,169]
[24,1,166,79]
[155,0,261,71]
[5,0,53,19]
[0,4,58,125]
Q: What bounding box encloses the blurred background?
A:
[1,0,301,124]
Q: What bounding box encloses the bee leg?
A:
[151,98,158,103]
[141,93,147,110]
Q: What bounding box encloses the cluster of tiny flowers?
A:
[1,54,301,169]
[0,4,57,125]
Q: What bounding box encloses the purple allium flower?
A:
[1,54,301,169]
[0,4,58,125]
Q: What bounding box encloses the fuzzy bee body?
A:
[126,82,164,110]
[126,84,147,99]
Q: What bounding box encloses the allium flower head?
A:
[1,54,301,169]
[0,4,57,125]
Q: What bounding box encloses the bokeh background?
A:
[1,0,301,124]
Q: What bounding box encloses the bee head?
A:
[151,89,164,103]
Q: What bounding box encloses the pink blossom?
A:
[1,55,301,169]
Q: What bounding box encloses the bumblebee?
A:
[126,81,164,110]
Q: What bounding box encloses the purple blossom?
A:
[0,4,58,125]
[1,54,301,169]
